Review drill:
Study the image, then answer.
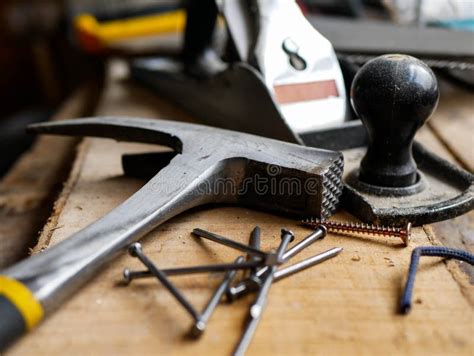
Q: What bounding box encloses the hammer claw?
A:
[27,117,196,153]
[0,117,343,349]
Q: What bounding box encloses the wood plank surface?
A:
[7,63,474,355]
[0,79,102,268]
[418,83,474,285]
[428,81,474,172]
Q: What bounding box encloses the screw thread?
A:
[303,219,411,246]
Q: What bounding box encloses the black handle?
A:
[351,54,439,187]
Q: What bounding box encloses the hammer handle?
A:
[0,276,44,349]
[0,154,214,349]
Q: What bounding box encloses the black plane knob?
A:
[351,54,439,187]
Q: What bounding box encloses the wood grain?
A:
[0,79,101,268]
[7,63,473,355]
[428,81,474,172]
[416,88,474,285]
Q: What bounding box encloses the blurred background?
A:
[0,0,472,177]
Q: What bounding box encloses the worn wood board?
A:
[7,64,474,355]
[0,79,102,268]
[420,82,474,284]
[428,81,474,172]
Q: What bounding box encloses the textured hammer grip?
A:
[0,276,44,350]
[0,295,27,350]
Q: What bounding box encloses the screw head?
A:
[317,224,328,237]
[281,229,295,242]
[250,304,262,319]
[122,268,132,284]
[403,222,412,246]
[190,320,206,338]
[225,277,262,302]
[225,286,239,302]
[128,242,142,257]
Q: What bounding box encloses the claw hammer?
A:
[0,117,343,348]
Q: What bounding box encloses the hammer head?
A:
[28,117,343,218]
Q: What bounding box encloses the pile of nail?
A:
[121,219,474,354]
[123,225,341,355]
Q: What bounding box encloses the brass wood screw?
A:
[303,219,411,246]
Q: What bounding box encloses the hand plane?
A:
[305,54,473,226]
[130,0,347,144]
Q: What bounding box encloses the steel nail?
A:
[226,226,327,301]
[283,225,327,260]
[128,243,200,321]
[278,229,295,262]
[192,228,267,258]
[123,260,263,283]
[274,247,342,280]
[233,234,291,355]
[248,226,261,275]
[191,256,244,337]
[227,247,342,301]
[233,268,274,356]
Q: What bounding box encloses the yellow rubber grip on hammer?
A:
[0,276,44,330]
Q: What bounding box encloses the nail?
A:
[233,235,290,355]
[233,269,274,356]
[248,226,261,275]
[227,247,342,301]
[128,243,200,321]
[278,229,295,263]
[274,247,342,280]
[283,225,326,260]
[192,228,268,259]
[191,256,244,337]
[226,226,327,301]
[249,227,261,251]
[226,276,262,301]
[400,246,474,314]
[123,260,263,283]
[193,228,284,266]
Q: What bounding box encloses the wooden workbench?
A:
[6,62,474,355]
